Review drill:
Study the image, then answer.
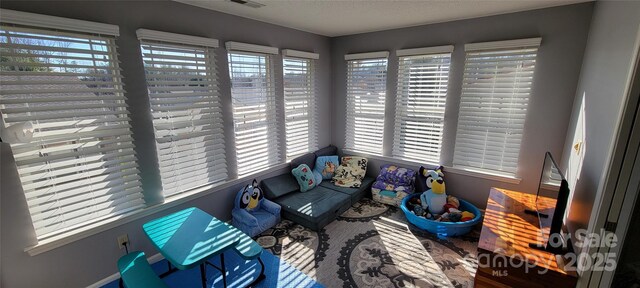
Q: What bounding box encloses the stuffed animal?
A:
[409,197,422,206]
[436,212,450,222]
[413,205,425,217]
[447,195,460,209]
[443,203,460,214]
[449,212,462,222]
[419,166,447,214]
[461,211,475,222]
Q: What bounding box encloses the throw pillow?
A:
[332,156,368,188]
[313,170,323,185]
[292,164,317,192]
[314,155,339,180]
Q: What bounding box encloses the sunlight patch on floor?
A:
[281,233,317,279]
[373,218,456,287]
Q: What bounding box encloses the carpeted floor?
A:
[255,198,480,288]
[102,248,321,288]
[103,197,479,288]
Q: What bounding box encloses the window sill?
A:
[24,162,290,256]
[342,149,440,169]
[342,149,521,185]
[445,166,521,185]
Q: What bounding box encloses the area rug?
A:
[254,198,480,288]
[101,249,321,288]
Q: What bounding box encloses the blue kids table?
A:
[143,207,241,288]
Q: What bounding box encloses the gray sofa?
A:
[261,145,375,231]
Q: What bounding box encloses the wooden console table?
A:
[474,188,577,288]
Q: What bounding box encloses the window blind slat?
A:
[344,57,388,154]
[140,38,227,197]
[393,52,451,163]
[0,23,144,241]
[453,42,540,175]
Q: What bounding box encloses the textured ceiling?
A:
[173,0,591,37]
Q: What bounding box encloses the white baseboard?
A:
[86,253,165,288]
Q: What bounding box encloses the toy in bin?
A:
[401,166,481,236]
[419,167,448,214]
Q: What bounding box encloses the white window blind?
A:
[0,23,144,240]
[344,53,388,154]
[227,49,279,176]
[453,38,541,175]
[138,30,226,198]
[283,55,317,159]
[393,48,452,163]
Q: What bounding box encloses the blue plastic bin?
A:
[400,193,482,237]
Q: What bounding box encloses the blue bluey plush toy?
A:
[419,166,447,215]
[231,179,281,237]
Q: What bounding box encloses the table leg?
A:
[245,257,266,286]
[200,263,207,288]
[220,253,227,288]
[159,261,178,278]
[257,257,266,281]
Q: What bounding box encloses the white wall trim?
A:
[396,45,454,57]
[225,41,278,54]
[24,163,289,256]
[136,29,219,47]
[445,166,522,184]
[86,272,119,288]
[282,49,319,59]
[0,9,119,36]
[465,37,541,51]
[342,149,521,185]
[344,51,389,60]
[86,253,164,288]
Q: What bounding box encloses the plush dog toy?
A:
[420,166,447,214]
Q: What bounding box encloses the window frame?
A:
[453,38,541,176]
[393,45,453,164]
[343,51,389,155]
[226,42,281,177]
[282,49,319,159]
[0,9,145,242]
[137,29,227,199]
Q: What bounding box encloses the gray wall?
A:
[0,1,602,287]
[560,1,640,241]
[330,3,594,207]
[0,1,331,287]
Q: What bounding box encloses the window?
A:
[0,11,143,240]
[282,49,319,159]
[227,42,280,176]
[344,52,389,155]
[393,46,453,163]
[453,38,541,175]
[138,29,226,197]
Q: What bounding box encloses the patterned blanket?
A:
[333,156,368,188]
[372,164,416,193]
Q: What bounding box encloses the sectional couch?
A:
[261,145,375,231]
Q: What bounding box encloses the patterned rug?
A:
[255,198,480,288]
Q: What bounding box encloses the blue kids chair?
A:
[232,179,281,237]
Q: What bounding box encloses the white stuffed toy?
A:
[420,167,447,214]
